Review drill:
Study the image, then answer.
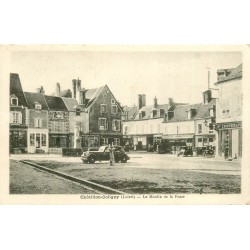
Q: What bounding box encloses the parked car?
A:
[81,146,130,164]
[177,146,193,157]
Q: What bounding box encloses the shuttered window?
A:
[112,120,121,131]
[98,118,108,130]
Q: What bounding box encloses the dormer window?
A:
[159,109,165,117]
[10,95,18,106]
[187,108,196,119]
[35,102,42,110]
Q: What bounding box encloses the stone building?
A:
[44,95,70,153]
[214,64,242,159]
[72,79,123,147]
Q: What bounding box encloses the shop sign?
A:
[216,121,242,130]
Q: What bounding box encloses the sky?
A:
[10,50,242,106]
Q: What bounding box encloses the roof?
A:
[123,105,138,120]
[44,95,68,111]
[215,64,242,84]
[10,73,28,107]
[85,86,105,108]
[62,97,85,112]
[165,99,216,122]
[134,102,187,120]
[51,89,72,98]
[24,92,48,110]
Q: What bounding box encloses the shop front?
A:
[195,134,216,147]
[216,121,242,159]
[162,134,194,154]
[27,128,49,153]
[81,134,122,148]
[49,133,70,153]
[9,126,27,153]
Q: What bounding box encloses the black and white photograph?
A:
[1,45,249,204]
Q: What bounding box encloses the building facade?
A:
[24,90,49,153]
[214,64,242,159]
[72,79,123,148]
[44,95,70,152]
[9,73,29,154]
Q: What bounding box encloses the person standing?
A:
[109,143,114,166]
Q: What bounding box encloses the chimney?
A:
[142,94,146,108]
[203,90,212,104]
[168,97,174,106]
[55,83,60,97]
[72,79,77,98]
[40,86,45,94]
[137,94,142,110]
[76,78,81,90]
[154,96,157,108]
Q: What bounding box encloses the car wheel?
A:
[88,156,95,164]
[121,156,127,163]
[115,158,120,163]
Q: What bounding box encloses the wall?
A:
[48,111,70,133]
[216,79,242,123]
[28,110,48,128]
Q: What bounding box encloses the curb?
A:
[20,160,127,195]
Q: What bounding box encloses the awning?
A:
[162,134,194,139]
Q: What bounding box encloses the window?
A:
[114,138,120,146]
[99,118,108,130]
[153,110,157,118]
[111,99,115,104]
[76,108,81,116]
[34,118,42,128]
[111,105,118,114]
[10,96,18,106]
[35,103,42,110]
[103,93,107,98]
[42,134,46,146]
[141,111,146,118]
[209,138,213,142]
[198,138,202,142]
[112,119,121,131]
[160,109,165,117]
[198,124,202,134]
[30,133,35,146]
[11,112,22,124]
[100,104,107,113]
[102,138,108,145]
[124,126,129,134]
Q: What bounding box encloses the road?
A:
[11,152,241,176]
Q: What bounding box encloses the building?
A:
[123,96,186,150]
[9,73,29,153]
[44,95,70,153]
[62,97,87,148]
[123,91,217,153]
[214,64,242,159]
[24,88,49,153]
[72,79,123,147]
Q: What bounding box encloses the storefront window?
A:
[30,133,35,146]
[42,134,46,146]
[102,138,109,146]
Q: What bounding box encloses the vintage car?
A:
[81,146,130,164]
[177,146,193,157]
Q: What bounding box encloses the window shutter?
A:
[106,120,108,130]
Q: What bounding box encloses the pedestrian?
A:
[224,146,229,160]
[109,143,114,166]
